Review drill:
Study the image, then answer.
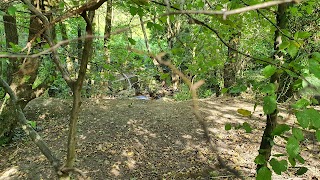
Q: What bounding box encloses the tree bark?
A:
[65,10,94,171]
[223,32,240,93]
[257,3,289,171]
[104,0,112,64]
[3,12,19,85]
[0,3,42,140]
[0,78,61,172]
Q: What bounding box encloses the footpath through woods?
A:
[0,97,319,179]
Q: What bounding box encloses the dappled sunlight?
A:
[2,98,319,179]
[0,166,19,179]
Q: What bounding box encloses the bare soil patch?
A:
[0,97,319,179]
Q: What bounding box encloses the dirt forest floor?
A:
[0,96,319,180]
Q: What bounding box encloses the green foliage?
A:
[263,65,277,78]
[7,6,17,16]
[256,166,271,180]
[295,108,320,129]
[286,136,300,158]
[291,98,310,109]
[173,84,191,101]
[242,122,252,133]
[270,158,288,175]
[271,124,290,136]
[296,167,308,175]
[254,154,266,165]
[292,128,304,142]
[27,120,37,128]
[263,95,277,115]
[225,123,232,131]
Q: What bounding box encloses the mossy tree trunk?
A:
[0,1,46,141]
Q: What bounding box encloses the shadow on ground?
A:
[0,97,319,179]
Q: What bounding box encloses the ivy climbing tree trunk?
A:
[257,3,289,171]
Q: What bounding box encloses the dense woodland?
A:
[0,0,319,179]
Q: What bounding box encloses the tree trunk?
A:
[64,11,94,174]
[3,12,19,85]
[257,3,289,171]
[0,0,49,142]
[104,0,112,64]
[223,32,240,93]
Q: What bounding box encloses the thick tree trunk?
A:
[0,0,49,142]
[257,3,289,171]
[3,13,19,85]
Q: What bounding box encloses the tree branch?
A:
[21,0,75,87]
[158,0,299,19]
[0,77,62,174]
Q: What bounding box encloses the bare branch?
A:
[160,0,299,19]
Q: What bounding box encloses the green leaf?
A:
[288,156,296,167]
[8,6,17,16]
[286,136,300,158]
[309,109,320,129]
[256,166,271,180]
[296,154,305,164]
[285,69,299,78]
[291,98,310,109]
[59,1,65,8]
[295,108,320,129]
[137,8,144,17]
[242,122,252,133]
[237,108,252,117]
[153,23,163,31]
[270,158,288,175]
[271,124,290,136]
[225,123,232,130]
[309,59,320,79]
[316,130,320,142]
[146,22,153,29]
[279,41,290,50]
[263,65,277,78]
[27,120,37,128]
[129,6,138,16]
[261,83,276,94]
[296,167,308,175]
[295,31,311,39]
[287,42,299,58]
[295,110,310,129]
[254,154,266,165]
[312,52,320,60]
[128,38,136,45]
[263,95,277,115]
[221,88,228,94]
[292,128,304,142]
